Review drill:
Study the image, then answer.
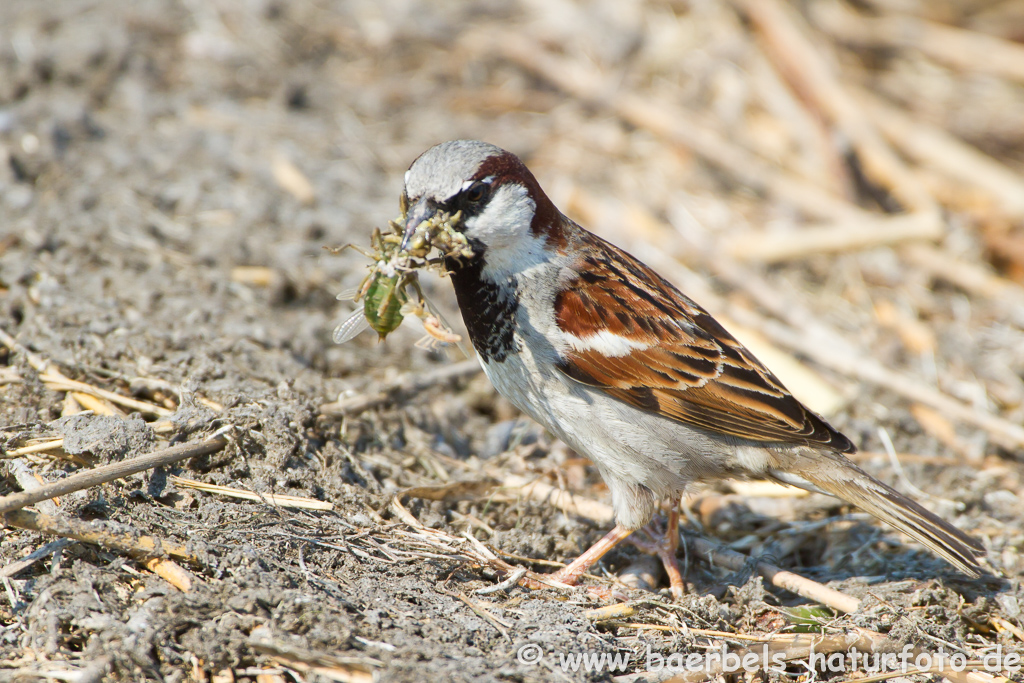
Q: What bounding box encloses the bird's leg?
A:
[627,508,685,599]
[662,509,685,599]
[545,525,635,586]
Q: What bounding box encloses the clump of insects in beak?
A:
[329,193,472,347]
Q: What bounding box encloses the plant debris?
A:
[0,1,1023,682]
[332,201,471,344]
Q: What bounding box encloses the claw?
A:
[628,509,686,599]
[509,506,687,600]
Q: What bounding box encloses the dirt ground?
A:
[1,1,1023,681]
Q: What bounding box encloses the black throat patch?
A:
[446,246,520,363]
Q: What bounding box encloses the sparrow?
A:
[399,139,984,592]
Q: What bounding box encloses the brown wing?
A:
[554,231,855,453]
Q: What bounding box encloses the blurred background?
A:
[4,0,1024,460]
[2,0,1024,679]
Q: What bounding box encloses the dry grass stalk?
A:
[69,391,120,416]
[860,92,1024,220]
[734,0,939,217]
[271,154,316,205]
[197,396,224,412]
[584,602,640,622]
[440,588,512,642]
[0,538,71,579]
[726,480,809,498]
[141,557,195,592]
[0,436,230,515]
[6,422,169,460]
[388,496,575,591]
[169,475,334,511]
[399,481,496,502]
[4,509,198,563]
[726,211,940,263]
[684,533,861,613]
[990,616,1024,643]
[0,326,174,417]
[248,627,380,683]
[231,266,280,288]
[6,460,59,515]
[902,244,1019,301]
[479,30,865,225]
[812,0,1024,85]
[4,509,199,591]
[501,474,614,526]
[152,420,176,434]
[61,392,84,416]
[41,370,172,417]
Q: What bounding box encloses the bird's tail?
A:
[777,460,984,577]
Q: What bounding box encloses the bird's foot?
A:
[509,515,686,601]
[546,524,635,586]
[512,525,634,594]
[627,510,686,600]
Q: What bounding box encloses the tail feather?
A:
[792,463,984,577]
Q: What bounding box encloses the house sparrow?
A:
[400,139,983,591]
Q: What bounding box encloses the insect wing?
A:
[420,293,470,357]
[336,287,361,301]
[333,310,370,344]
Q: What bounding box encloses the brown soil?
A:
[1,1,1022,681]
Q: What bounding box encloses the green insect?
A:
[362,270,410,340]
[334,268,417,343]
[330,197,472,345]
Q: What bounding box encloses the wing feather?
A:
[554,231,854,453]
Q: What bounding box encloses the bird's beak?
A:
[400,197,437,251]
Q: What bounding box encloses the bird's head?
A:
[400,140,561,266]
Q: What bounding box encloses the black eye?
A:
[464,182,488,205]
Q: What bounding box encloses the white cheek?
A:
[465,183,535,245]
[464,184,548,277]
